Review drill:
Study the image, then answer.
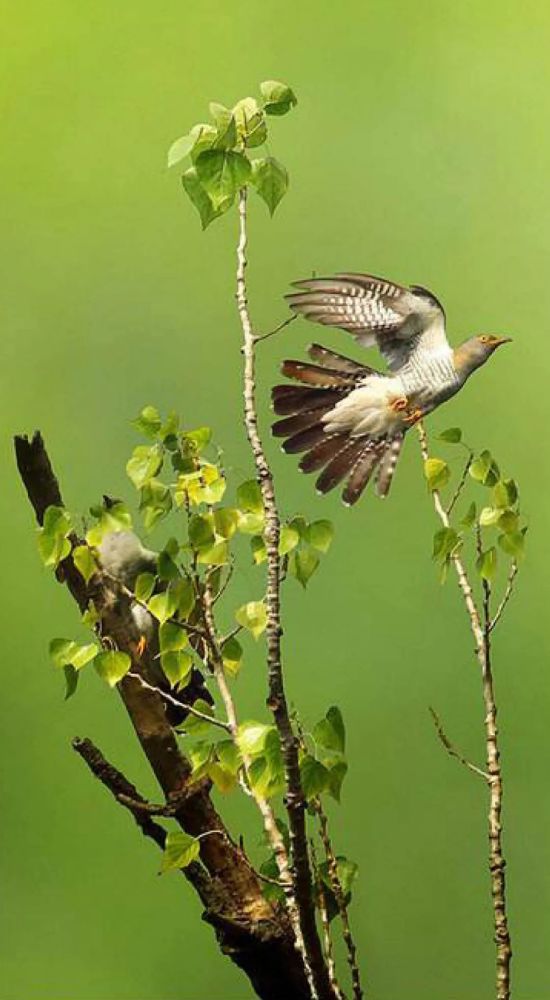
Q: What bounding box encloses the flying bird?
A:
[272,273,510,505]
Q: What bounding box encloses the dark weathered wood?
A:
[14,431,311,1000]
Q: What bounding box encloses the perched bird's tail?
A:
[272,344,404,504]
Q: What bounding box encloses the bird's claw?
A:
[136,635,147,658]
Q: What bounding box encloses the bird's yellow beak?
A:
[492,336,512,346]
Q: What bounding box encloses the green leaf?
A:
[184,426,212,451]
[161,650,193,687]
[493,478,519,508]
[460,502,477,529]
[181,166,221,230]
[289,546,320,588]
[195,149,251,209]
[424,458,451,491]
[209,102,238,149]
[167,133,196,168]
[327,760,348,803]
[86,500,133,547]
[233,97,267,147]
[147,589,177,625]
[158,540,180,581]
[171,578,195,619]
[94,650,131,688]
[313,706,346,754]
[180,699,218,737]
[160,830,200,873]
[279,524,300,556]
[479,507,502,527]
[216,739,242,775]
[82,601,100,629]
[140,479,172,532]
[300,753,330,799]
[159,621,188,653]
[237,720,272,756]
[438,427,462,443]
[189,513,215,550]
[134,572,156,602]
[235,601,268,640]
[476,547,498,581]
[63,664,79,701]
[214,508,239,539]
[469,450,500,487]
[498,531,525,559]
[126,444,163,490]
[49,638,98,670]
[237,511,265,535]
[221,636,243,677]
[251,156,289,215]
[37,505,72,568]
[251,535,267,564]
[333,857,359,897]
[237,479,263,513]
[197,540,229,566]
[498,510,519,534]
[189,123,218,162]
[306,519,334,554]
[432,527,460,562]
[133,406,161,437]
[260,80,297,116]
[73,545,97,584]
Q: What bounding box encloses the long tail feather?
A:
[342,443,385,506]
[272,384,346,416]
[281,359,355,389]
[376,435,404,498]
[272,408,333,438]
[315,437,371,494]
[299,433,350,473]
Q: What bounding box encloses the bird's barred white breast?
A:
[321,375,404,437]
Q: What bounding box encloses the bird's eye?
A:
[479,335,491,344]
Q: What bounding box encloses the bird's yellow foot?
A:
[390,395,409,413]
[136,635,147,658]
[403,408,423,426]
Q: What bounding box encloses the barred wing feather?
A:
[286,273,449,373]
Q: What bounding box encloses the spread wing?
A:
[286,273,449,373]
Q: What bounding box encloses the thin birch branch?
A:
[428,706,489,781]
[446,452,473,515]
[310,840,344,1000]
[314,800,363,1000]
[126,671,231,732]
[254,314,298,344]
[489,562,519,633]
[236,186,333,1000]
[418,421,512,1000]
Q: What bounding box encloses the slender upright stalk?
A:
[236,187,333,1000]
[310,840,344,1000]
[314,801,363,1000]
[418,422,512,1000]
[200,580,315,992]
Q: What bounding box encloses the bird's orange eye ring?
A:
[479,335,492,344]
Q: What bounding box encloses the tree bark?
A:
[14,430,311,1000]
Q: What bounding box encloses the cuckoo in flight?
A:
[272,273,510,505]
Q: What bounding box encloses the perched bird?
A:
[98,527,212,725]
[272,273,510,505]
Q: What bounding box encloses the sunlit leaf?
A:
[235,601,268,639]
[167,133,196,168]
[73,545,98,584]
[476,547,498,581]
[161,650,193,687]
[221,636,243,676]
[306,519,334,553]
[424,458,450,491]
[160,830,200,873]
[126,444,163,490]
[94,650,131,688]
[251,156,288,215]
[260,79,297,116]
[438,427,462,443]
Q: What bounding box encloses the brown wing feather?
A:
[272,384,346,416]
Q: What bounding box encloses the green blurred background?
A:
[2,1,550,998]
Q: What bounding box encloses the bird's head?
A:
[454,334,512,379]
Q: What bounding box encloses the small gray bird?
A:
[98,530,158,645]
[272,273,510,504]
[98,528,212,724]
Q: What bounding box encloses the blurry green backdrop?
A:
[2,1,550,998]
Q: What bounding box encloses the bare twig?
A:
[126,672,230,731]
[446,452,473,515]
[489,562,519,633]
[429,707,489,781]
[314,801,363,1000]
[236,187,333,1000]
[254,314,298,344]
[418,422,512,1000]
